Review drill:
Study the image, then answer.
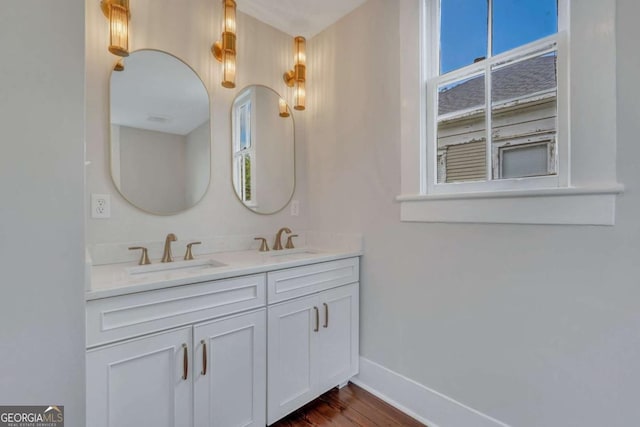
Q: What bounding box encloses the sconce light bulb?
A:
[223,0,237,33]
[279,98,290,117]
[294,81,306,111]
[222,50,236,88]
[294,36,306,66]
[106,1,130,57]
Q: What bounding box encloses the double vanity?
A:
[86,238,360,426]
[89,16,355,427]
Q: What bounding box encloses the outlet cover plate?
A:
[91,194,111,219]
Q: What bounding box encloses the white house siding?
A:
[437,98,557,182]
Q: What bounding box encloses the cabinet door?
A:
[267,294,320,424]
[86,327,193,427]
[193,309,266,427]
[317,283,360,393]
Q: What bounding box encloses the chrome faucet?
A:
[161,233,177,263]
[273,227,292,251]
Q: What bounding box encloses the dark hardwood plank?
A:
[346,384,425,427]
[271,383,426,427]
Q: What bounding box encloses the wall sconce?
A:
[279,98,290,118]
[211,0,237,89]
[283,36,306,111]
[113,60,124,72]
[100,0,130,57]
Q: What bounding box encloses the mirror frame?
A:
[229,84,296,215]
[108,48,212,216]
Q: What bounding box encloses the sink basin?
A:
[127,258,227,276]
[267,249,320,260]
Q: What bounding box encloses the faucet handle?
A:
[184,241,202,261]
[285,234,298,249]
[129,246,151,265]
[254,237,270,252]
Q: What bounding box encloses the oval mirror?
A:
[231,85,295,214]
[110,50,211,215]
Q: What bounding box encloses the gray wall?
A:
[185,121,211,206]
[0,1,86,426]
[307,0,640,426]
[119,125,188,213]
[254,88,295,213]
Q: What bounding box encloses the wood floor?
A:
[271,383,425,426]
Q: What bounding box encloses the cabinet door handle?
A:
[323,302,329,328]
[201,340,207,376]
[182,343,188,380]
[313,306,319,332]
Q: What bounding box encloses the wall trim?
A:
[351,357,512,427]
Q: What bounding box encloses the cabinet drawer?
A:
[87,274,266,348]
[267,258,359,304]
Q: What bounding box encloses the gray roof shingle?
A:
[438,55,557,116]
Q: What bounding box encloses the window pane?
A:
[242,154,252,201]
[491,51,557,179]
[492,0,557,56]
[239,102,251,150]
[437,75,487,183]
[440,0,488,74]
[501,144,548,178]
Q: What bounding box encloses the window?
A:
[397,0,622,225]
[232,90,256,206]
[429,0,562,192]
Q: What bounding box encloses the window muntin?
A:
[429,0,562,191]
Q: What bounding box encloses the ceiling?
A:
[236,0,367,39]
[111,50,209,135]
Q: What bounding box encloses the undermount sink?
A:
[127,258,227,276]
[268,249,320,259]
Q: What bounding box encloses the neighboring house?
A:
[437,54,557,183]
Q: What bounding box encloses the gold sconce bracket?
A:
[283,64,306,87]
[212,32,236,62]
[283,70,295,87]
[212,41,223,62]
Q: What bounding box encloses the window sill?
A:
[397,185,624,225]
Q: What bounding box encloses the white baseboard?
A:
[351,357,511,427]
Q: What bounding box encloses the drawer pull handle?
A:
[313,306,319,332]
[182,344,188,380]
[201,340,207,376]
[323,302,329,328]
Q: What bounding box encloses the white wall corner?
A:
[352,357,512,427]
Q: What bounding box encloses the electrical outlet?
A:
[91,194,111,219]
[290,200,300,216]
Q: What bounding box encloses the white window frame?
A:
[232,88,257,208]
[426,1,567,194]
[397,0,623,225]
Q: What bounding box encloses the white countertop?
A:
[87,247,362,301]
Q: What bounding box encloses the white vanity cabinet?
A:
[193,309,266,427]
[86,254,360,427]
[86,274,267,427]
[86,326,194,427]
[266,258,360,424]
